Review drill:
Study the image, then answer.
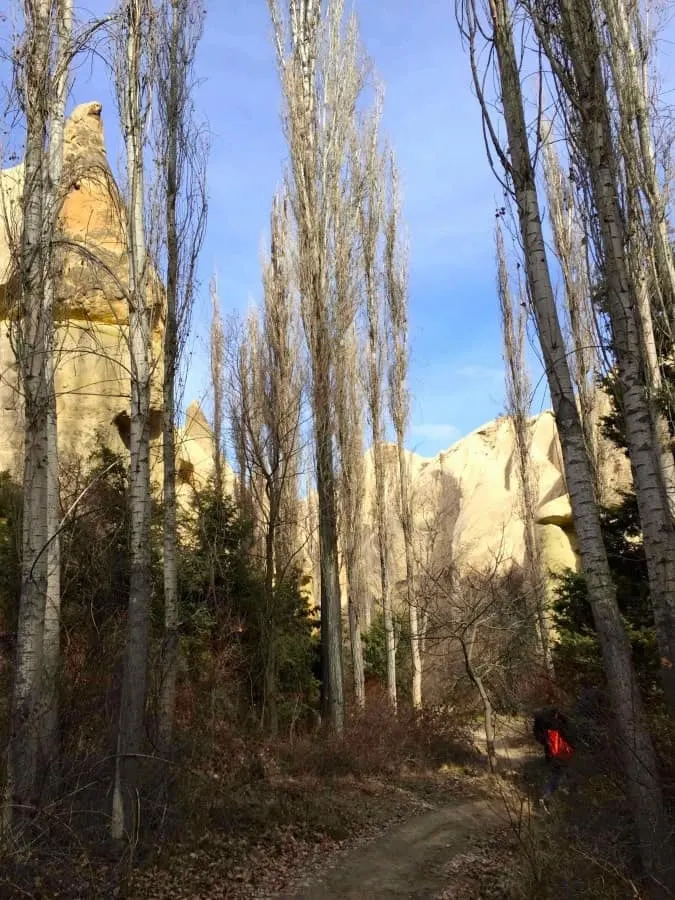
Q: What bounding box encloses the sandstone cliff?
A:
[0,102,227,496]
[355,397,631,609]
[1,102,629,600]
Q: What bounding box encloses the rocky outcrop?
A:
[356,405,630,606]
[0,102,209,487]
[1,101,630,600]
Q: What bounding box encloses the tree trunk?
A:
[384,168,421,708]
[314,366,345,732]
[483,0,669,883]
[6,0,52,823]
[373,440,396,709]
[397,442,421,708]
[158,0,182,755]
[541,125,604,501]
[347,585,366,709]
[496,222,550,666]
[556,0,675,714]
[264,502,279,736]
[39,0,72,784]
[461,629,497,773]
[112,0,153,842]
[159,283,179,754]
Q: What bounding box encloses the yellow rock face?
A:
[0,102,165,473]
[353,407,627,609]
[0,102,630,608]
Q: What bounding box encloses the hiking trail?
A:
[273,718,537,899]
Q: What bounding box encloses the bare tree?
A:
[332,173,366,708]
[40,0,72,785]
[596,6,675,517]
[540,121,605,501]
[457,0,669,882]
[354,102,397,709]
[528,0,675,717]
[4,0,72,822]
[111,0,156,842]
[155,0,207,753]
[228,192,305,734]
[267,0,371,731]
[384,157,421,708]
[261,194,305,582]
[495,220,550,668]
[601,0,675,338]
[422,556,531,773]
[335,324,367,709]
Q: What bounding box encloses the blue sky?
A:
[8,1,675,457]
[66,0,514,458]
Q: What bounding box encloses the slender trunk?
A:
[384,170,421,707]
[264,498,278,736]
[158,0,182,755]
[484,0,669,881]
[557,0,675,714]
[314,362,345,732]
[361,132,396,709]
[461,627,496,773]
[396,442,421,707]
[112,0,153,841]
[334,281,366,706]
[496,223,551,666]
[39,0,72,782]
[373,440,396,708]
[6,0,51,823]
[365,288,395,707]
[159,253,179,753]
[347,581,365,709]
[338,463,366,709]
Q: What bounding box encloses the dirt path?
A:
[274,796,501,899]
[274,718,536,899]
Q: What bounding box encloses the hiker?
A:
[533,706,575,809]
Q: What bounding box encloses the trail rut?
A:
[274,796,500,899]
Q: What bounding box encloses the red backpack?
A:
[547,728,574,761]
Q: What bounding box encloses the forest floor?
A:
[0,719,541,899]
[124,718,538,900]
[275,719,537,899]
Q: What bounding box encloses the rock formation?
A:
[1,101,629,606]
[355,398,630,613]
[0,102,228,496]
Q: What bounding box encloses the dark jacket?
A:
[533,707,576,760]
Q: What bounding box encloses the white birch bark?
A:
[460,0,668,879]
[545,0,675,716]
[111,0,154,841]
[6,0,55,822]
[157,0,206,754]
[40,0,73,779]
